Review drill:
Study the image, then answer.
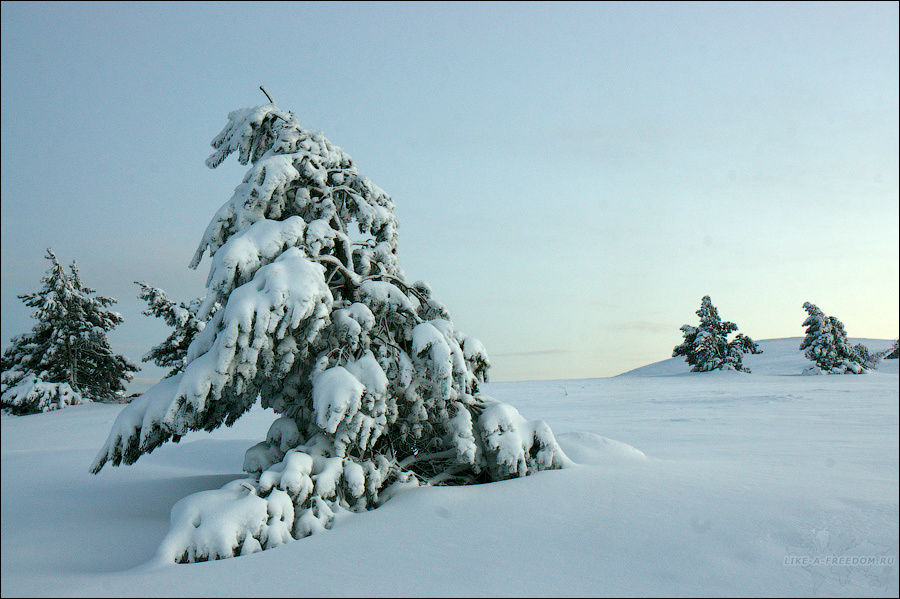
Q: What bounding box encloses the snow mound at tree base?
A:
[158,478,294,563]
[556,431,648,464]
[157,398,570,563]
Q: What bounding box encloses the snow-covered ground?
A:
[2,338,897,597]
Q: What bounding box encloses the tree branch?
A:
[428,463,470,485]
[310,255,361,286]
[259,85,276,104]
[360,267,429,305]
[398,448,456,469]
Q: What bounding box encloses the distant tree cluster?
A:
[1,250,138,414]
[672,296,889,375]
[672,296,761,373]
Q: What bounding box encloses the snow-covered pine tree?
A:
[672,295,761,373]
[1,249,138,414]
[135,282,207,376]
[92,91,570,562]
[798,303,834,370]
[884,340,899,359]
[799,302,869,374]
[850,343,881,370]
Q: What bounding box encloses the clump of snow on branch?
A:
[158,478,294,563]
[93,95,569,562]
[94,249,332,468]
[477,399,572,480]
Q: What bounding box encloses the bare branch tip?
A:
[259,85,276,104]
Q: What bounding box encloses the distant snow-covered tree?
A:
[92,90,570,563]
[884,340,899,360]
[799,302,870,374]
[672,295,761,373]
[851,343,882,371]
[135,282,207,376]
[1,250,138,414]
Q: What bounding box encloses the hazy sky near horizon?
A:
[2,1,898,391]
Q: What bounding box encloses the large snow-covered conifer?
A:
[1,250,138,413]
[672,295,760,373]
[92,92,569,562]
[799,302,873,374]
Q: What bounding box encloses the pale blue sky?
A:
[2,1,898,390]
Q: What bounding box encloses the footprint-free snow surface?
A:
[2,338,897,596]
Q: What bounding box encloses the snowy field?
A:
[2,338,897,597]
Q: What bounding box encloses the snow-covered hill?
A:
[621,337,897,377]
[2,339,897,597]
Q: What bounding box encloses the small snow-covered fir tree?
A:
[92,90,570,562]
[135,282,207,376]
[799,302,870,374]
[1,250,138,413]
[884,340,899,360]
[851,343,882,370]
[672,295,761,373]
